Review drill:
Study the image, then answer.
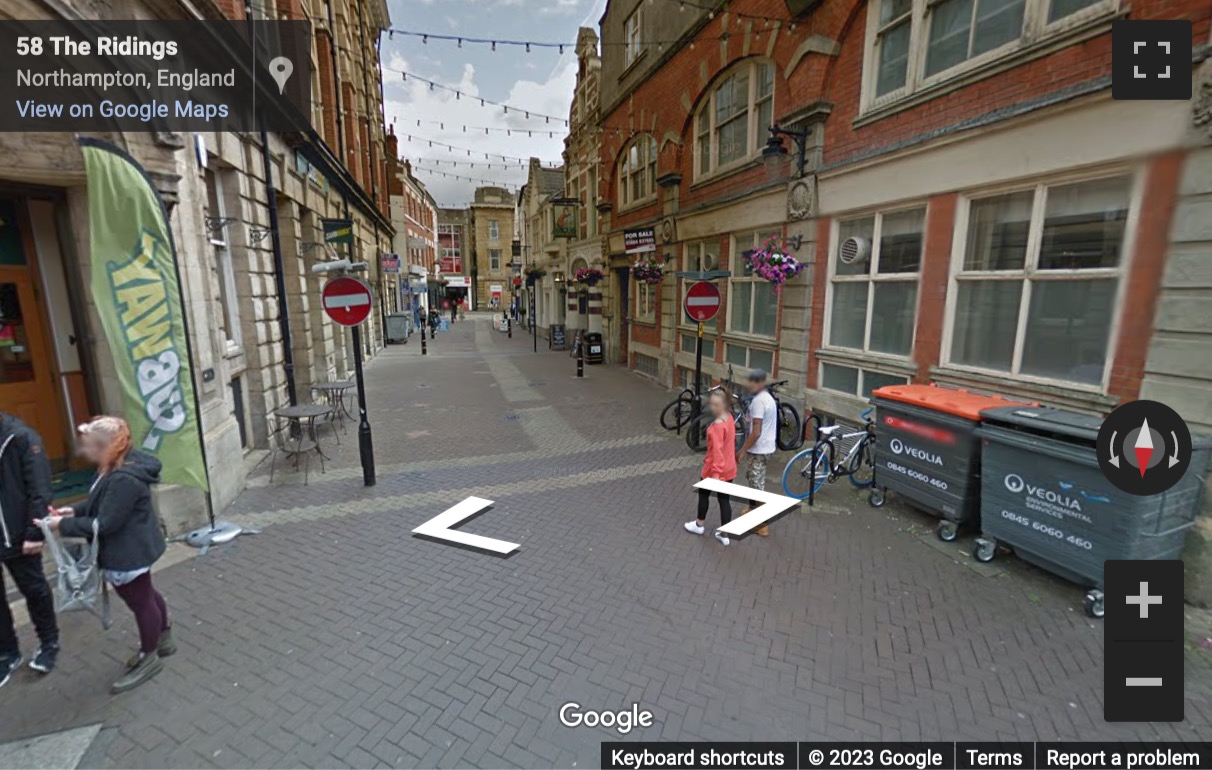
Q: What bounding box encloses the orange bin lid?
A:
[870,383,1037,421]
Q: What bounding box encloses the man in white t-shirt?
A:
[736,369,777,537]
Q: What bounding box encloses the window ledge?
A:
[689,158,763,191]
[723,332,777,347]
[632,318,658,329]
[854,8,1125,129]
[616,196,658,215]
[816,347,915,374]
[928,365,1117,413]
[619,50,648,82]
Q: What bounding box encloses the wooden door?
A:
[0,262,65,459]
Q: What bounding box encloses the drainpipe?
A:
[325,0,345,162]
[245,9,297,406]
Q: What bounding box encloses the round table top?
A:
[312,381,354,391]
[275,404,334,419]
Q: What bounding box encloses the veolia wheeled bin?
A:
[975,405,1211,618]
[870,384,1033,542]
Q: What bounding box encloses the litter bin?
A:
[584,333,604,365]
[975,405,1212,617]
[870,384,1032,542]
[385,313,410,344]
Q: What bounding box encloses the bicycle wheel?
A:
[660,395,693,431]
[733,412,748,452]
[685,414,710,452]
[847,435,876,488]
[781,441,833,499]
[775,403,803,451]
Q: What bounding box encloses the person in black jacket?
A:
[0,412,60,686]
[38,416,173,694]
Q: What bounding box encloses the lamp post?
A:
[761,124,810,178]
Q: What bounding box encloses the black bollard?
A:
[507,315,512,339]
[420,319,427,355]
[576,342,584,378]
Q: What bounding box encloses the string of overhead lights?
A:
[398,118,669,141]
[389,69,570,127]
[409,157,532,171]
[398,134,562,166]
[381,0,798,50]
[412,164,522,190]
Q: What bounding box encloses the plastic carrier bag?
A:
[40,518,112,629]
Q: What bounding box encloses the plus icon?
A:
[1112,20,1192,101]
[1125,581,1163,619]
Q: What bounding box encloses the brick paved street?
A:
[2,314,1210,768]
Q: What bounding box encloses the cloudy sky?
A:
[381,0,608,207]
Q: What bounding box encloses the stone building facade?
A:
[518,161,569,339]
[467,187,516,311]
[0,0,393,534]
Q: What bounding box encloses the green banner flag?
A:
[78,138,209,492]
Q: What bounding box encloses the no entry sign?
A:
[322,276,373,327]
[684,281,721,322]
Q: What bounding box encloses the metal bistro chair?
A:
[269,414,325,485]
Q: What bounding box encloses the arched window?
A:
[617,135,657,208]
[694,60,775,178]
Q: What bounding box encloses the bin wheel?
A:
[973,539,997,563]
[937,521,959,543]
[1084,590,1105,619]
[868,487,886,508]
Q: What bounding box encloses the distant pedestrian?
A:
[0,411,60,686]
[450,303,458,323]
[37,417,174,694]
[428,308,440,335]
[737,369,777,537]
[413,303,424,330]
[684,390,737,547]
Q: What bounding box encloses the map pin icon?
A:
[268,57,293,95]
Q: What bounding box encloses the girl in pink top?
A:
[684,389,738,546]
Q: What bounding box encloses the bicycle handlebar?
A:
[860,407,875,422]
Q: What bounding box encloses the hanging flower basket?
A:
[631,259,664,286]
[524,266,547,287]
[574,267,605,286]
[742,236,806,292]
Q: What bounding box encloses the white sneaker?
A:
[713,530,730,547]
[683,521,704,535]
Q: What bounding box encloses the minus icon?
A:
[1126,677,1163,686]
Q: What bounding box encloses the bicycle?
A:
[659,387,697,432]
[780,408,877,499]
[766,380,804,452]
[684,371,749,453]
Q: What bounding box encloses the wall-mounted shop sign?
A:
[322,218,354,245]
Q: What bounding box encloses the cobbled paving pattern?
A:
[0,314,1209,769]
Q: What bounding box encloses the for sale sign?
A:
[624,228,656,255]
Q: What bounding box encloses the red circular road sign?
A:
[684,281,721,322]
[322,276,374,327]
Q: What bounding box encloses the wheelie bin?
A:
[870,384,1032,542]
[975,405,1211,617]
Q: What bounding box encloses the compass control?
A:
[1097,401,1193,496]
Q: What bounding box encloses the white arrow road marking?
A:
[696,478,800,537]
[413,496,520,555]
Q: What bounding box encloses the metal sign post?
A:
[694,321,705,422]
[683,281,721,422]
[320,273,376,487]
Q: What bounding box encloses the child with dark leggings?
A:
[684,390,738,547]
[39,416,173,694]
